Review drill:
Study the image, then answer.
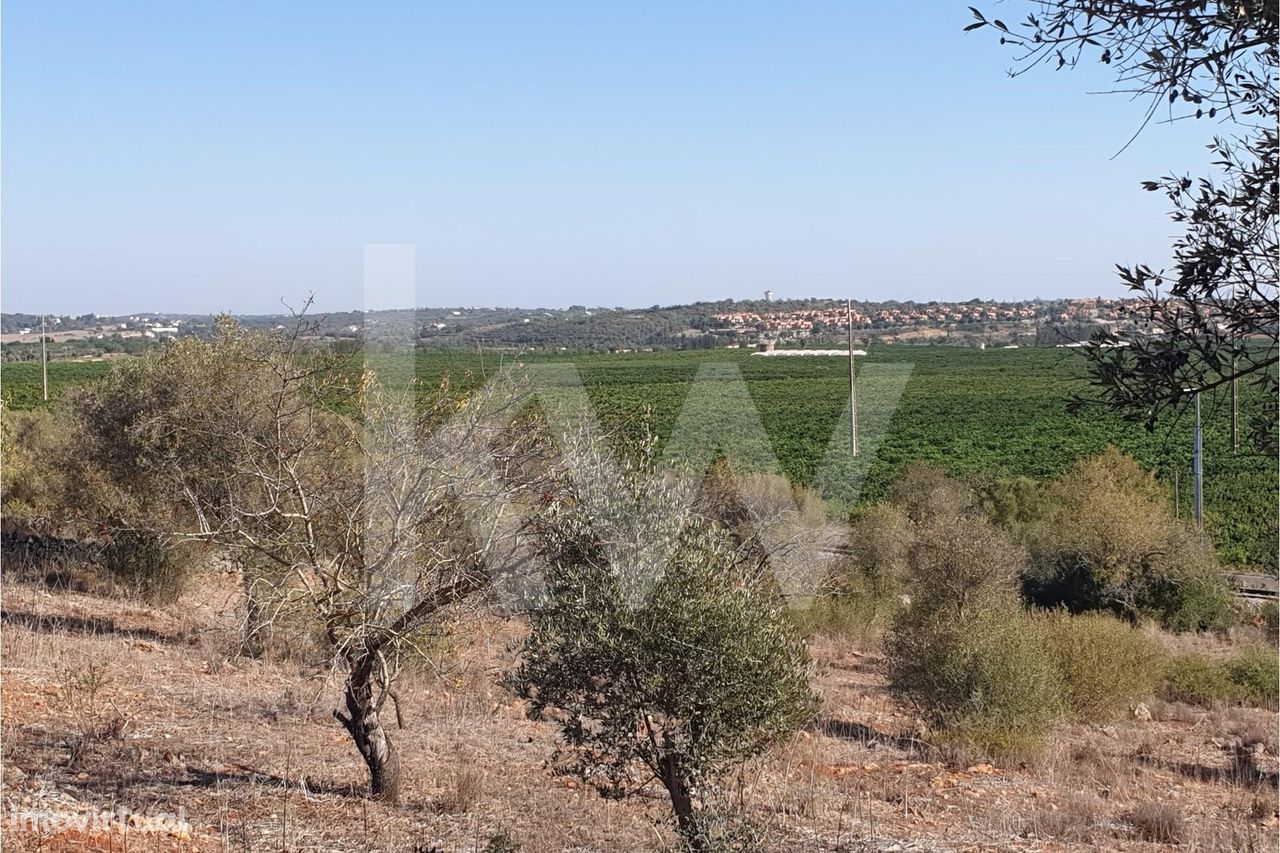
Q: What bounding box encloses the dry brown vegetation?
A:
[2,570,1276,852]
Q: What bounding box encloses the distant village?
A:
[2,314,183,343]
[707,294,1145,347]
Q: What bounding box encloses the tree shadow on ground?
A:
[814,716,925,752]
[1136,753,1278,789]
[0,609,178,645]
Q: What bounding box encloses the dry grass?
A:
[435,763,486,814]
[2,570,1278,851]
[1022,791,1109,844]
[1127,801,1185,844]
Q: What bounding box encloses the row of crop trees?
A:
[2,318,1275,849]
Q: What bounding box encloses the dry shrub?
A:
[1226,713,1277,754]
[1260,601,1279,641]
[97,530,197,604]
[59,657,127,766]
[788,587,897,644]
[482,828,521,853]
[436,765,485,814]
[842,502,912,599]
[1027,792,1107,843]
[1248,792,1278,822]
[889,462,972,526]
[1147,698,1206,724]
[1068,741,1106,765]
[737,471,827,530]
[1039,610,1162,720]
[794,503,912,642]
[1126,802,1184,844]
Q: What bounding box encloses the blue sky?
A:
[3,2,1213,315]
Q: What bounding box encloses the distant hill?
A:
[2,296,1133,356]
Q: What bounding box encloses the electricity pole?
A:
[1231,283,1240,454]
[847,299,858,457]
[41,314,49,402]
[1192,391,1203,530]
[1231,355,1239,453]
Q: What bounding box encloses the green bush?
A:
[1039,611,1161,720]
[1224,645,1279,705]
[1141,570,1237,634]
[975,475,1047,532]
[884,498,1061,756]
[886,606,1065,756]
[1159,654,1241,705]
[1159,647,1277,707]
[1024,449,1236,632]
[0,407,71,530]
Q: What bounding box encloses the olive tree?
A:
[506,430,814,850]
[67,316,539,801]
[969,3,1278,446]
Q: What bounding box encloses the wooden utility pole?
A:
[41,314,49,402]
[847,299,858,457]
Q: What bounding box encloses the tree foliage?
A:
[970,2,1279,447]
[13,346,1274,568]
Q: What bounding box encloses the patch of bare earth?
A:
[2,574,1276,851]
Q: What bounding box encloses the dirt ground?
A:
[1,571,1276,852]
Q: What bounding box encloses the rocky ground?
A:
[1,571,1276,852]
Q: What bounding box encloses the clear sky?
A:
[3,2,1214,315]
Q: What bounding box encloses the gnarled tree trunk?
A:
[335,650,401,802]
[658,751,704,851]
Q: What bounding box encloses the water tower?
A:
[763,289,773,303]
